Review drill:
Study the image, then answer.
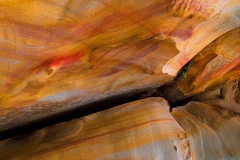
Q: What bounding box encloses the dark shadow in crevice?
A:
[0,78,216,141]
[0,88,158,141]
[168,97,192,112]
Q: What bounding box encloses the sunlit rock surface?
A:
[0,98,190,160]
[1,97,240,159]
[0,0,239,110]
[160,27,240,101]
[0,38,179,132]
[0,0,239,159]
[180,27,240,94]
[172,101,240,160]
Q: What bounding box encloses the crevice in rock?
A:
[0,77,238,141]
[0,87,162,141]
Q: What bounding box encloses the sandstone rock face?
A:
[1,97,240,159]
[0,37,179,132]
[0,0,239,159]
[0,0,239,124]
[0,98,190,160]
[160,27,240,102]
[190,81,240,113]
[172,101,240,160]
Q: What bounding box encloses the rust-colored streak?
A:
[49,53,83,68]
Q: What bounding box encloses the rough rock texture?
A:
[0,98,190,160]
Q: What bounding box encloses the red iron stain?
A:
[49,53,83,68]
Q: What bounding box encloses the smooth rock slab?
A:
[0,98,190,160]
[172,101,240,160]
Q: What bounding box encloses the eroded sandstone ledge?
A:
[1,94,240,159]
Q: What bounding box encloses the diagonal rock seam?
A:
[0,66,239,141]
[0,73,239,159]
[2,91,240,159]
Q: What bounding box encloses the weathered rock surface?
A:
[190,80,240,113]
[160,27,240,102]
[0,0,240,132]
[172,101,240,160]
[0,37,179,132]
[1,97,240,159]
[0,98,190,160]
[0,0,239,159]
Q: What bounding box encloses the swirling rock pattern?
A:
[1,97,240,159]
[0,37,179,132]
[0,0,240,131]
[0,98,190,160]
[190,80,240,113]
[0,0,239,159]
[172,101,240,160]
[161,27,240,101]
